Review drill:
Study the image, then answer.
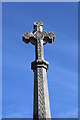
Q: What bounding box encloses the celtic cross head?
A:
[22,20,55,45]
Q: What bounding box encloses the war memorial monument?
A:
[22,20,55,119]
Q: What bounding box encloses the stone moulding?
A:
[31,60,49,71]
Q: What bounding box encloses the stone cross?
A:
[22,20,55,119]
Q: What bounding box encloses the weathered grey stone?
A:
[22,20,55,119]
[22,20,55,46]
[31,60,49,71]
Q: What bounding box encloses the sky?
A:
[2,2,78,118]
[0,2,2,120]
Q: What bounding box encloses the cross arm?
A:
[23,32,30,44]
[22,32,36,45]
[22,30,55,45]
[44,32,55,44]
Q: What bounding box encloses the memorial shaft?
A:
[22,20,55,119]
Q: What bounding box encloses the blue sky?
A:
[2,2,78,118]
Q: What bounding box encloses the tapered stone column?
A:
[22,20,55,119]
